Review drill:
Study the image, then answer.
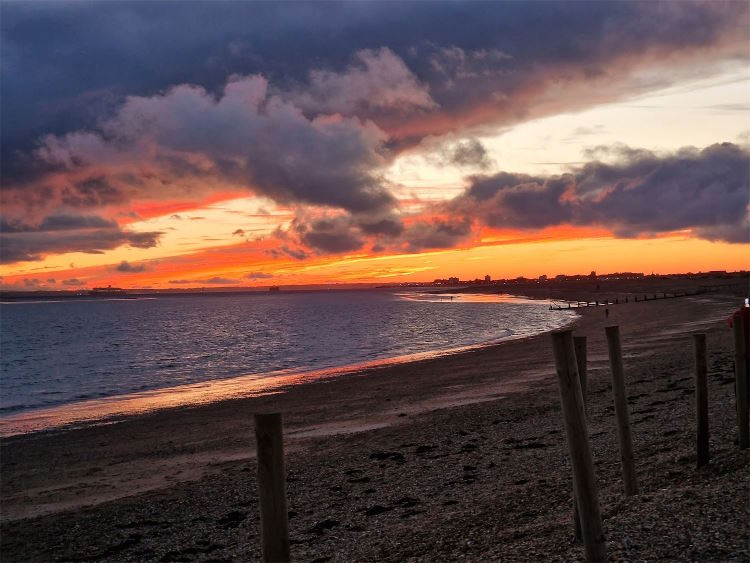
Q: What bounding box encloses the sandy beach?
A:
[1,289,748,561]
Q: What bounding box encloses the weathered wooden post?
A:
[733,318,749,449]
[572,335,588,541]
[552,331,607,561]
[693,334,709,467]
[605,325,638,496]
[254,413,290,563]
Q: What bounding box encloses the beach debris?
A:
[217,510,247,529]
[307,519,339,535]
[369,451,406,464]
[364,505,392,516]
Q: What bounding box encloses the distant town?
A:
[0,270,747,300]
[421,269,748,287]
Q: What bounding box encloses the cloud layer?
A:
[1,2,748,264]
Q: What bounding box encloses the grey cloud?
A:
[0,214,162,264]
[25,76,395,216]
[61,176,127,208]
[402,218,473,252]
[279,245,309,261]
[168,276,239,285]
[357,216,404,237]
[62,278,82,286]
[289,47,436,115]
[115,260,147,273]
[464,173,574,229]
[283,210,406,255]
[244,271,273,279]
[1,214,116,233]
[445,139,493,169]
[201,277,239,285]
[454,142,749,243]
[294,216,365,254]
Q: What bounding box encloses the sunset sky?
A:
[1,1,749,289]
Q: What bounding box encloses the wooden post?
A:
[572,336,588,541]
[693,334,709,467]
[733,318,749,449]
[552,331,607,561]
[605,325,638,496]
[254,413,290,563]
[574,336,588,402]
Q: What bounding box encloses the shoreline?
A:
[0,294,576,438]
[2,291,748,560]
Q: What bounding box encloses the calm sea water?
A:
[0,291,576,428]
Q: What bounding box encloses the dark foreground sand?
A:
[1,291,748,561]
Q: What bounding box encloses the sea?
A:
[0,290,577,435]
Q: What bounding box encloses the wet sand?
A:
[1,291,748,561]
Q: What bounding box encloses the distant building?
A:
[448,276,459,284]
[589,271,597,280]
[538,274,548,282]
[484,274,491,283]
[89,285,126,297]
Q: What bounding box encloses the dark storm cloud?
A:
[2,1,745,177]
[452,143,750,243]
[0,214,162,264]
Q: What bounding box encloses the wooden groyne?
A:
[549,289,706,310]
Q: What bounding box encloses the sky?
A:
[1,1,749,290]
